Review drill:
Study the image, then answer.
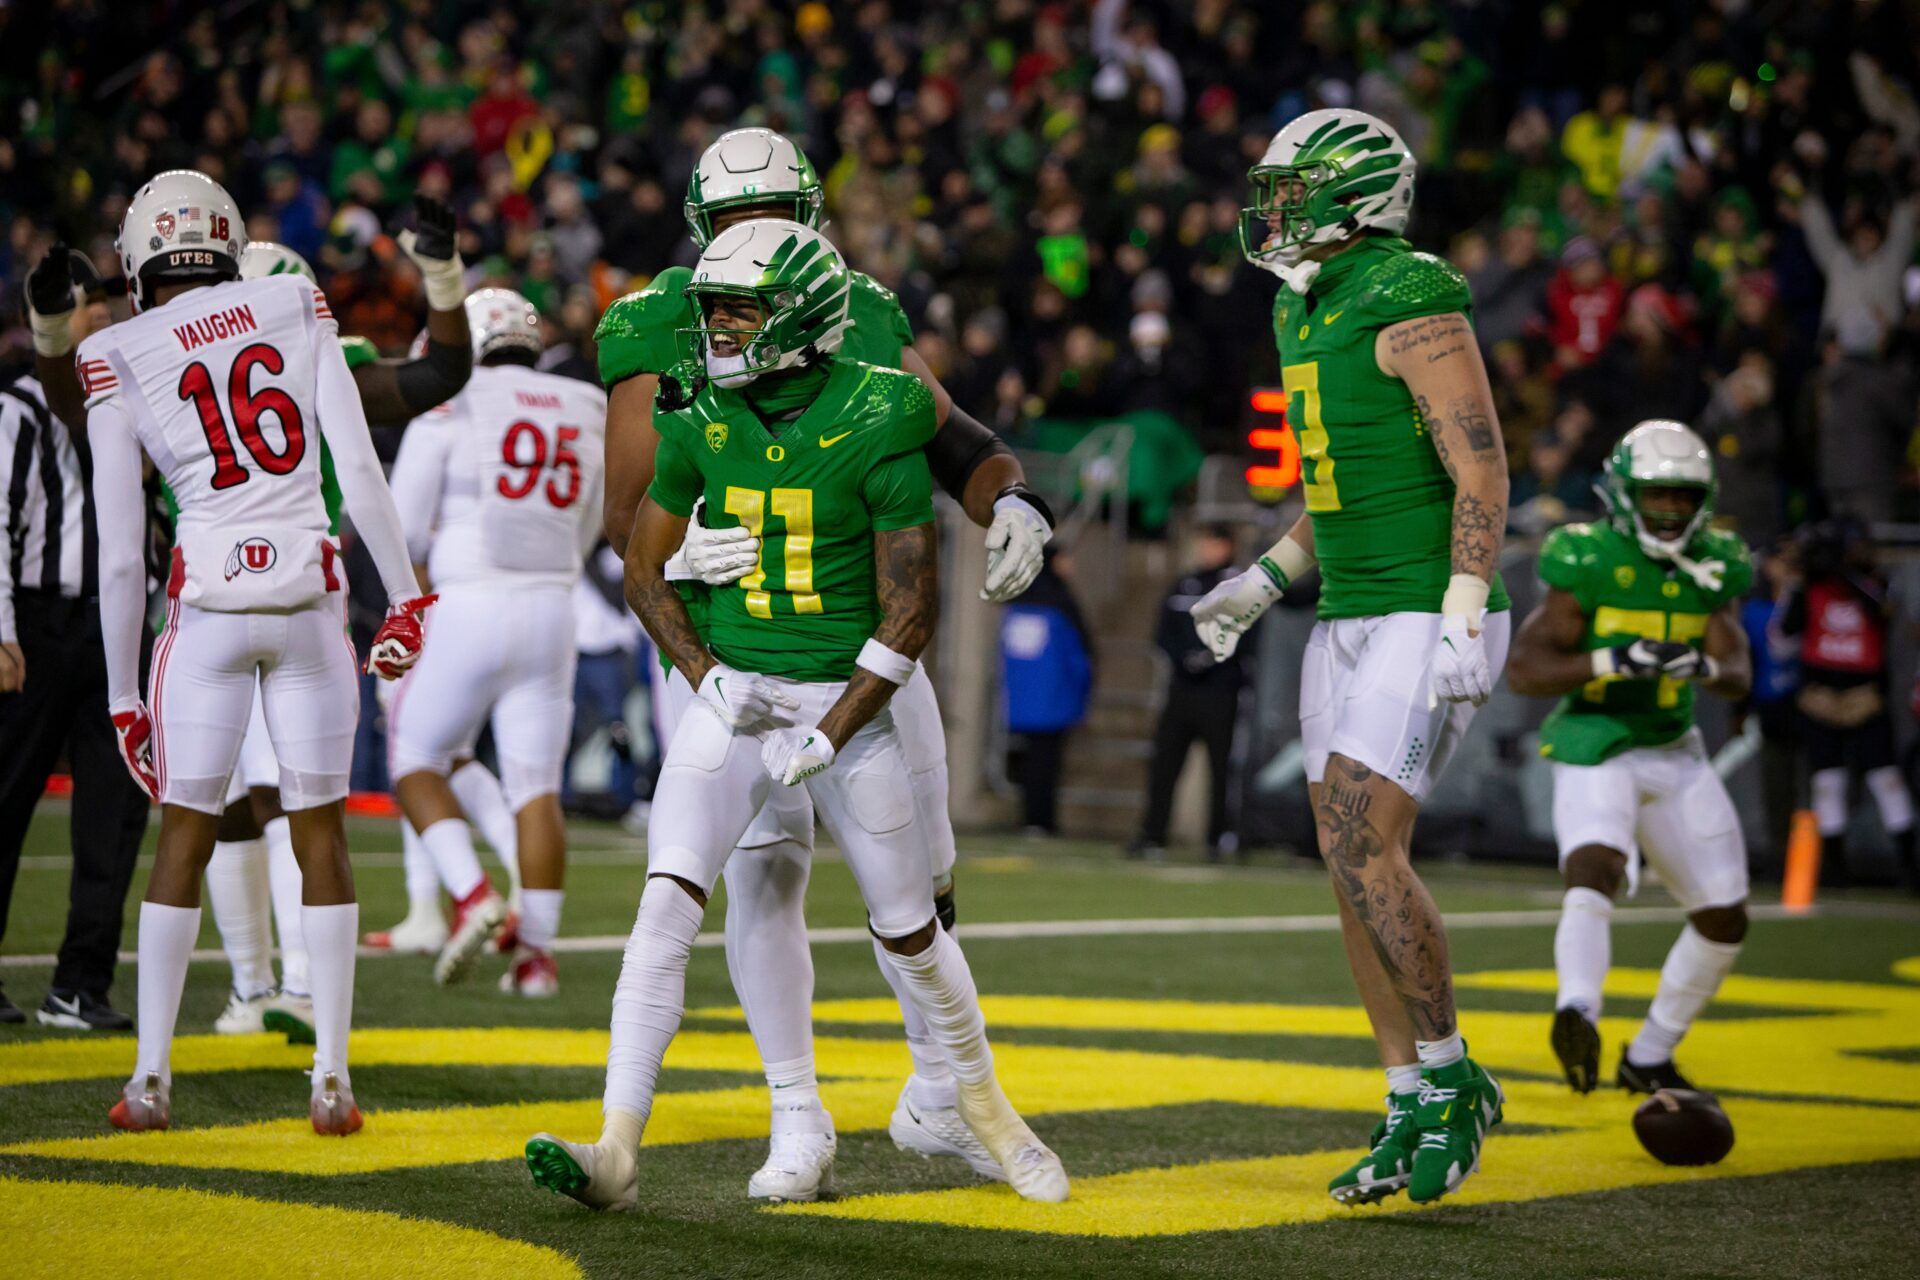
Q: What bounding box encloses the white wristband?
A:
[1440,573,1490,622]
[856,638,917,685]
[1257,534,1316,589]
[1590,648,1617,678]
[29,309,73,358]
[399,229,468,313]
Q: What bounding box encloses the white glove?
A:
[1189,565,1284,662]
[697,663,799,731]
[981,495,1051,603]
[683,513,760,585]
[1429,614,1493,707]
[762,726,836,786]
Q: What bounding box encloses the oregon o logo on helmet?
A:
[224,537,277,582]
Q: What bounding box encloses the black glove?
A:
[1595,639,1693,679]
[408,195,458,262]
[1657,646,1719,682]
[655,362,706,413]
[26,243,76,318]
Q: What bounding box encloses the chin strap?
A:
[1668,545,1727,593]
[1269,258,1323,295]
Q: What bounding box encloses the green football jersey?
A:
[1273,236,1510,619]
[1536,521,1753,765]
[647,357,938,682]
[163,333,378,535]
[596,266,915,388]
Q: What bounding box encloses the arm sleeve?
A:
[88,398,149,710]
[385,416,448,564]
[644,427,701,517]
[388,338,474,420]
[862,448,936,531]
[922,402,1013,501]
[1799,197,1841,274]
[0,403,15,644]
[314,326,418,606]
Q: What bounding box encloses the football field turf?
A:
[4,806,1918,1279]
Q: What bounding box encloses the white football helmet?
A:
[239,241,316,282]
[464,288,543,362]
[684,127,826,248]
[119,169,247,307]
[683,219,850,388]
[1600,420,1718,562]
[1240,109,1416,270]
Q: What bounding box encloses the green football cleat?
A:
[1327,1091,1419,1205]
[1407,1058,1504,1204]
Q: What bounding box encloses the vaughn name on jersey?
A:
[78,274,346,612]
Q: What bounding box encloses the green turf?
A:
[4,804,1918,1279]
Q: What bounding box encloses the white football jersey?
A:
[391,364,607,590]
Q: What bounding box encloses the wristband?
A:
[399,229,468,312]
[1257,535,1316,589]
[1590,648,1617,678]
[30,309,73,358]
[995,484,1054,532]
[1440,573,1490,621]
[856,637,917,685]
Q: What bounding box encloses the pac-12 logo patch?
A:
[705,422,728,453]
[225,537,277,581]
[1615,565,1636,589]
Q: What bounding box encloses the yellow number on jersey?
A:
[1283,361,1339,512]
[723,485,821,617]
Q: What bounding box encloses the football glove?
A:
[1593,639,1692,680]
[398,195,465,311]
[696,663,800,731]
[682,501,760,586]
[981,494,1052,603]
[1656,645,1720,682]
[26,243,77,357]
[1430,614,1494,707]
[110,703,158,800]
[763,727,836,786]
[1190,564,1285,662]
[366,594,438,680]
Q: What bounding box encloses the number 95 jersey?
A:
[389,364,608,589]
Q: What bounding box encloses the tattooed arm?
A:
[1376,313,1509,602]
[815,521,939,750]
[623,494,713,687]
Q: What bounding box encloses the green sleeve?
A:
[1537,526,1595,608]
[596,267,695,388]
[340,335,380,370]
[1355,251,1475,328]
[862,447,936,532]
[884,369,939,453]
[645,421,701,517]
[845,272,913,366]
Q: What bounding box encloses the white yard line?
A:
[0,901,1871,970]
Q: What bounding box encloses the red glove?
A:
[111,704,158,800]
[366,594,438,680]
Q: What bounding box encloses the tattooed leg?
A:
[1312,754,1458,1044]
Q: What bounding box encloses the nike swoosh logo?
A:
[1322,310,1344,325]
[1439,1103,1452,1122]
[819,431,854,448]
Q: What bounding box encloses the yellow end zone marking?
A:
[0,1175,582,1279]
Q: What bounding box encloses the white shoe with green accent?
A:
[526,1133,639,1211]
[890,1080,1006,1181]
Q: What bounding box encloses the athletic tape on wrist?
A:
[1258,535,1315,589]
[1441,573,1490,620]
[29,310,73,358]
[418,256,467,313]
[857,638,916,685]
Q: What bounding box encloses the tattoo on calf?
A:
[1313,757,1458,1040]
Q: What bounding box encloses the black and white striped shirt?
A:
[1,375,97,642]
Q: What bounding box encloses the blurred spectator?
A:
[1469,210,1554,352]
[1810,316,1913,522]
[1798,193,1917,344]
[1131,526,1248,862]
[1545,237,1623,373]
[1000,548,1093,837]
[1698,356,1785,543]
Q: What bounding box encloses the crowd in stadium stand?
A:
[2,0,1917,541]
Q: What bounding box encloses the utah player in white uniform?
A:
[386,289,607,995]
[86,170,433,1134]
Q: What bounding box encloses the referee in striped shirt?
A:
[0,250,151,1028]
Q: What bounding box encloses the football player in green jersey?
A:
[592,127,1041,1197]
[1507,421,1754,1095]
[26,200,483,1040]
[526,221,1068,1211]
[1189,109,1512,1206]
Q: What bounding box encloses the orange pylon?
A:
[1782,809,1821,912]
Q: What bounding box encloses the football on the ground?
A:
[1632,1088,1736,1166]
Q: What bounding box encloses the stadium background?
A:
[4,0,1919,877]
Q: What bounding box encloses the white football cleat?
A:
[108,1072,170,1131]
[955,1077,1068,1202]
[310,1071,363,1136]
[748,1105,837,1202]
[213,989,271,1035]
[261,990,315,1044]
[499,948,558,997]
[526,1132,639,1211]
[362,908,448,954]
[434,885,507,986]
[890,1080,1006,1181]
